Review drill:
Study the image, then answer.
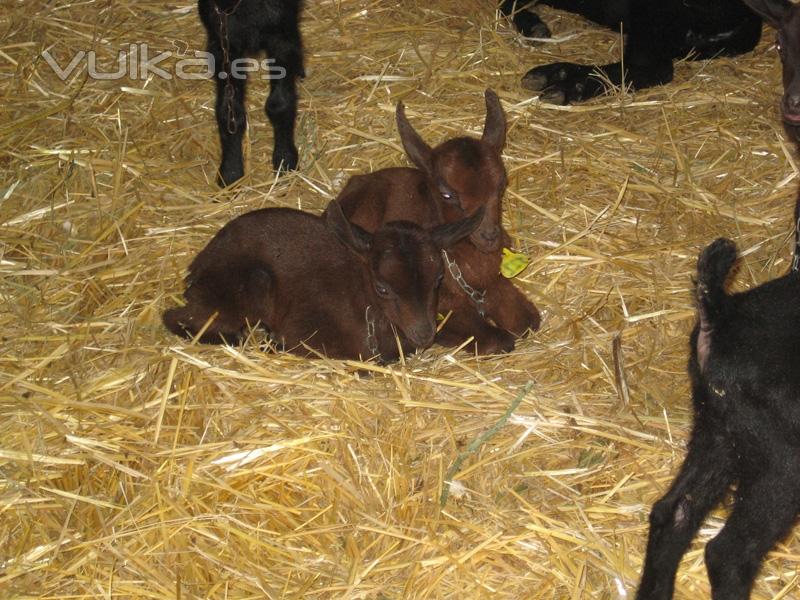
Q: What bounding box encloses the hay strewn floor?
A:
[2,1,799,597]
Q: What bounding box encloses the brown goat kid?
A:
[332,90,540,355]
[163,202,483,361]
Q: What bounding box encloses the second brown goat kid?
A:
[331,89,540,354]
[163,201,483,361]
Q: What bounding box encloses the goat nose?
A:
[786,94,800,112]
[408,322,436,347]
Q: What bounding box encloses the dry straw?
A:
[2,0,799,598]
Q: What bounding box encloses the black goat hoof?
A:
[540,88,567,105]
[217,163,245,188]
[272,145,299,173]
[521,70,550,92]
[522,63,595,105]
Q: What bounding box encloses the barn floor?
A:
[2,1,799,598]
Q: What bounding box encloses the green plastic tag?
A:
[500,248,530,278]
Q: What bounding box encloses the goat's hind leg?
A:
[704,465,800,600]
[263,26,303,172]
[637,422,735,600]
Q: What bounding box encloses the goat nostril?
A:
[410,323,436,346]
[786,95,800,111]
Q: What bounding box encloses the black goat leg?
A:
[522,2,676,104]
[211,39,248,187]
[705,466,800,600]
[637,421,735,600]
[522,51,674,105]
[522,62,609,104]
[263,27,303,172]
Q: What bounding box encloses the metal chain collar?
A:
[213,0,243,135]
[365,305,379,357]
[793,213,800,273]
[441,250,487,317]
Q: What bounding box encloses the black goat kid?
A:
[637,238,800,600]
[198,0,303,186]
[502,0,764,105]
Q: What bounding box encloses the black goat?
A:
[636,238,800,599]
[198,0,303,186]
[500,0,764,104]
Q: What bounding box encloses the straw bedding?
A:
[2,0,799,597]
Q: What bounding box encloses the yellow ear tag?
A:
[500,248,530,278]
[436,313,445,322]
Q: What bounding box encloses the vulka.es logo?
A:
[41,43,287,81]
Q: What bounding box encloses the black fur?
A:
[198,0,304,186]
[501,0,763,104]
[637,238,800,599]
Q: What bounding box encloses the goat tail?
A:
[696,237,737,330]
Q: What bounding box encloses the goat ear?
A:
[482,89,506,153]
[396,102,434,176]
[741,0,790,26]
[325,201,372,255]
[431,206,486,249]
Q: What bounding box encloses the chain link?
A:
[441,250,487,317]
[213,0,243,135]
[365,305,379,357]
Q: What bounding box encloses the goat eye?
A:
[375,283,391,298]
[440,190,459,205]
[436,273,444,286]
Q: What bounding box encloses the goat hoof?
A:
[522,63,597,104]
[518,312,542,336]
[539,88,567,105]
[218,162,244,188]
[273,145,299,173]
[479,331,516,355]
[521,70,549,92]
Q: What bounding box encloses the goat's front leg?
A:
[210,40,248,187]
[522,5,677,105]
[436,306,517,355]
[521,55,674,105]
[704,463,800,600]
[637,421,735,600]
[263,29,303,172]
[484,277,540,337]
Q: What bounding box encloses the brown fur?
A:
[331,89,540,354]
[163,202,483,361]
